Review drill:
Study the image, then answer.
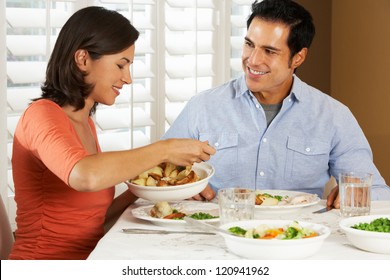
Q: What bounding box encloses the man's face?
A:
[242,17,304,103]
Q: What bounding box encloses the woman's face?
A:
[85,44,135,106]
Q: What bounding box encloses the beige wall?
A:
[295,0,332,94]
[331,0,390,183]
[294,0,390,184]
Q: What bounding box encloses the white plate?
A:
[255,190,320,212]
[131,201,220,227]
[339,214,390,254]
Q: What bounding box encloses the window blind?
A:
[1,0,253,228]
[4,1,75,227]
[93,1,157,152]
[164,0,217,127]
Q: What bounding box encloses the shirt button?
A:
[289,98,292,102]
[259,171,265,176]
[305,147,311,152]
[214,142,219,147]
[256,104,260,109]
[262,138,267,143]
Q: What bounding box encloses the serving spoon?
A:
[183,217,237,236]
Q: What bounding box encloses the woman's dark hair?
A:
[38,6,139,114]
[247,0,315,59]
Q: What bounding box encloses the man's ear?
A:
[75,49,88,71]
[291,47,308,69]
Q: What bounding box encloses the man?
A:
[162,0,390,207]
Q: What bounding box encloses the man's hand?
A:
[191,184,216,201]
[326,185,340,209]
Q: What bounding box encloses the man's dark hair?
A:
[247,0,315,58]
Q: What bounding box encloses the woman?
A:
[9,6,215,260]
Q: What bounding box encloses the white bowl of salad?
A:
[339,214,390,254]
[219,219,330,259]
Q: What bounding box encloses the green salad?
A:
[188,212,219,220]
[228,221,318,240]
[351,217,390,233]
[171,209,218,220]
[260,193,286,201]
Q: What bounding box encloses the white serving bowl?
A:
[219,219,330,259]
[127,162,214,202]
[339,214,390,254]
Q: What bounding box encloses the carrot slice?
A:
[163,212,186,219]
[303,232,318,238]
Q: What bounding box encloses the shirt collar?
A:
[233,75,249,98]
[233,74,306,102]
[290,74,304,102]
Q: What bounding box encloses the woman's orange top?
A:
[9,99,114,260]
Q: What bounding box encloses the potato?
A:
[157,180,169,187]
[163,162,176,177]
[150,202,173,218]
[148,166,163,180]
[165,178,177,185]
[176,168,190,181]
[130,163,200,187]
[131,178,146,186]
[169,169,179,179]
[146,176,157,186]
[137,170,149,179]
[176,170,198,185]
[260,197,279,206]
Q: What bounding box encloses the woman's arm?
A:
[103,189,138,233]
[69,138,215,192]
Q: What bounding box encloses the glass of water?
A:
[218,188,256,225]
[339,172,372,217]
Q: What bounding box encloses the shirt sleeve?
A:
[162,97,198,140]
[19,101,89,184]
[329,107,390,200]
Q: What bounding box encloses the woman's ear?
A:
[291,47,308,69]
[75,49,88,71]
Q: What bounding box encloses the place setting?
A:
[130,201,220,228]
[111,164,390,260]
[124,161,220,231]
[254,189,321,213]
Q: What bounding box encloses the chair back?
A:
[0,195,14,259]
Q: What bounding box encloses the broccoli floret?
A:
[228,226,247,236]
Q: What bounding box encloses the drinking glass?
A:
[339,172,372,217]
[218,188,256,225]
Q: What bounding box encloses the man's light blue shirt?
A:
[162,75,390,199]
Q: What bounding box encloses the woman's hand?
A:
[163,139,216,166]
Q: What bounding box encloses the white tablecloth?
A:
[87,200,390,260]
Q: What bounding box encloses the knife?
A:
[122,228,215,235]
[312,206,334,214]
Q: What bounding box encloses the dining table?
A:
[87,199,390,260]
